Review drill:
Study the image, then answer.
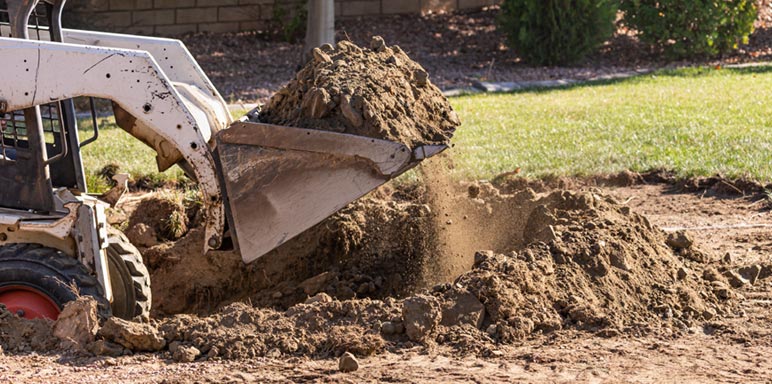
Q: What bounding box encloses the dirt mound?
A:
[457,191,727,340]
[142,196,434,316]
[1,184,756,360]
[258,37,459,148]
[126,192,189,242]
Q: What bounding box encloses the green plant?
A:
[272,2,308,43]
[498,0,618,66]
[620,0,757,58]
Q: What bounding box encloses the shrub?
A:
[498,0,619,66]
[620,0,757,58]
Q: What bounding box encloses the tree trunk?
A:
[303,0,335,64]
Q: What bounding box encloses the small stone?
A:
[370,35,386,52]
[402,295,442,342]
[271,291,283,299]
[445,220,453,225]
[677,267,689,280]
[723,270,748,288]
[666,231,694,250]
[304,292,333,305]
[380,321,397,335]
[386,55,400,66]
[168,341,181,353]
[467,183,480,198]
[414,69,429,87]
[339,352,359,372]
[173,345,200,363]
[312,47,332,64]
[737,265,762,285]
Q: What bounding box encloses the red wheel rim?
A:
[0,285,60,320]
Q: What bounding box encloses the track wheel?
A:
[0,244,110,320]
[107,227,152,321]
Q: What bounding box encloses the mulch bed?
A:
[182,4,772,103]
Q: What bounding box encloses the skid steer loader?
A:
[0,0,446,321]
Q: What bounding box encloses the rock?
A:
[340,95,364,128]
[760,263,772,280]
[666,231,693,250]
[723,270,749,288]
[304,292,333,305]
[370,35,386,52]
[52,296,99,351]
[414,69,429,87]
[125,223,158,248]
[677,267,689,280]
[312,47,332,64]
[380,321,403,335]
[737,265,762,285]
[402,295,442,342]
[467,183,480,199]
[173,345,200,363]
[88,340,124,357]
[711,281,733,300]
[440,290,485,329]
[299,272,334,296]
[98,317,165,352]
[301,87,333,119]
[338,352,359,372]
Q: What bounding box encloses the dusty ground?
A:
[1,177,771,383]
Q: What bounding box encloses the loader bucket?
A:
[215,121,447,263]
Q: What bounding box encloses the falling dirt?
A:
[258,37,459,148]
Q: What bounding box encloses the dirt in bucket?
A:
[257,36,459,148]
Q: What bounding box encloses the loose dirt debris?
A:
[2,171,763,364]
[257,37,459,148]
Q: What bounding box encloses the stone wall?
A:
[70,0,498,36]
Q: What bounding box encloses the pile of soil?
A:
[257,37,459,148]
[5,178,755,361]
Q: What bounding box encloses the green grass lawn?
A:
[452,65,772,181]
[80,65,772,191]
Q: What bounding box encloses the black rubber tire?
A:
[106,228,152,321]
[0,243,111,318]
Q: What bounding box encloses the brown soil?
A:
[1,171,757,363]
[257,38,459,148]
[2,175,772,382]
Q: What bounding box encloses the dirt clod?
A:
[52,297,99,351]
[339,351,360,372]
[666,230,694,250]
[173,345,201,363]
[440,289,485,329]
[402,295,442,342]
[99,318,165,352]
[259,37,458,148]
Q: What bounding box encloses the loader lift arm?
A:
[0,37,227,250]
